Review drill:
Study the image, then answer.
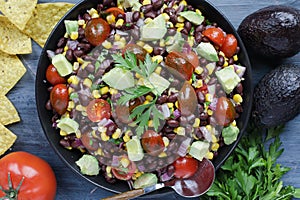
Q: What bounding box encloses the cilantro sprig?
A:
[203,125,300,200]
[112,51,166,136]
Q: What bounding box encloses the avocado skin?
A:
[238,5,300,58]
[253,64,300,128]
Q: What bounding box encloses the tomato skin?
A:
[220,34,238,58]
[86,99,111,122]
[85,18,110,46]
[214,96,236,126]
[122,44,147,61]
[173,156,199,179]
[50,84,69,115]
[178,81,198,116]
[141,130,165,156]
[46,64,66,85]
[0,152,56,200]
[105,7,125,17]
[185,50,199,69]
[165,51,194,81]
[202,27,225,47]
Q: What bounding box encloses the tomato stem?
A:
[0,172,24,200]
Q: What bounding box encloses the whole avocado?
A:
[238,5,300,58]
[253,64,300,128]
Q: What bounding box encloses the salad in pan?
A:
[45,0,246,190]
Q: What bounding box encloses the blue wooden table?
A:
[5,0,300,199]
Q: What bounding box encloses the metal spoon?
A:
[102,158,215,200]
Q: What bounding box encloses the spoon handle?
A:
[101,188,144,200]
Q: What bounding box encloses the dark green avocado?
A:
[238,5,300,58]
[253,64,300,128]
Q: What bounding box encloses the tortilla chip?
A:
[0,15,32,55]
[0,51,27,95]
[0,123,17,156]
[23,3,74,47]
[0,96,20,125]
[0,0,37,31]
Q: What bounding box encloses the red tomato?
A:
[105,7,125,17]
[173,156,199,179]
[80,132,99,151]
[220,34,238,58]
[214,96,236,126]
[85,18,110,46]
[111,156,136,180]
[178,81,198,116]
[50,84,69,115]
[141,130,165,156]
[115,105,132,124]
[165,51,194,81]
[185,50,199,69]
[122,44,147,61]
[202,27,225,47]
[46,64,66,85]
[86,99,111,122]
[0,152,56,200]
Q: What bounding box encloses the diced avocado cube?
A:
[195,42,219,62]
[166,32,185,53]
[57,118,79,134]
[64,20,79,35]
[133,173,158,189]
[127,136,144,161]
[51,54,73,77]
[102,67,134,90]
[189,141,210,161]
[179,11,204,25]
[75,154,100,176]
[143,73,170,96]
[222,125,240,145]
[140,15,167,41]
[215,65,241,94]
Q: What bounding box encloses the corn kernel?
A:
[206,125,212,133]
[187,36,194,47]
[64,32,69,38]
[135,73,142,79]
[112,128,122,139]
[68,75,79,85]
[159,39,165,47]
[174,127,185,135]
[100,86,109,95]
[76,105,86,112]
[195,9,202,15]
[206,63,216,75]
[167,102,173,108]
[102,40,112,49]
[179,0,187,6]
[205,93,213,102]
[161,13,170,21]
[113,41,126,49]
[193,118,200,128]
[106,166,112,174]
[233,94,243,104]
[154,66,162,74]
[73,62,80,71]
[88,8,98,16]
[67,101,75,111]
[143,44,153,54]
[64,45,68,52]
[158,152,167,158]
[223,60,229,67]
[136,41,145,47]
[106,14,115,24]
[123,134,131,143]
[177,16,185,23]
[189,78,193,84]
[152,56,163,64]
[95,148,103,156]
[60,130,68,136]
[143,100,150,105]
[114,34,121,41]
[77,57,85,64]
[92,90,101,99]
[83,78,92,88]
[175,101,179,108]
[107,173,113,178]
[91,13,100,18]
[101,132,110,141]
[207,109,213,116]
[68,87,74,94]
[146,95,153,101]
[116,18,124,27]
[148,120,153,127]
[195,66,204,74]
[211,134,218,143]
[166,21,174,28]
[233,55,238,61]
[120,157,130,168]
[194,79,203,88]
[177,27,184,32]
[175,22,184,28]
[163,137,169,147]
[142,0,151,5]
[205,151,214,160]
[109,88,118,95]
[135,171,143,178]
[211,143,220,151]
[173,4,178,10]
[78,19,85,26]
[144,17,153,24]
[231,120,237,127]
[70,32,78,40]
[81,111,87,116]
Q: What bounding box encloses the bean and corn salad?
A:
[45,0,246,189]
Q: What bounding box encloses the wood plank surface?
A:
[4,0,300,199]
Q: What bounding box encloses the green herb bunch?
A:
[203,125,300,200]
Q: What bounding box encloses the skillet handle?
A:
[101,188,144,200]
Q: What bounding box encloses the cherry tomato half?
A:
[50,84,69,115]
[185,50,199,69]
[165,51,194,81]
[173,156,199,179]
[178,81,198,116]
[46,64,66,85]
[0,152,57,200]
[220,34,238,58]
[214,96,236,126]
[111,156,136,181]
[122,44,147,62]
[141,130,165,156]
[105,7,125,17]
[85,18,110,46]
[202,27,225,47]
[86,99,111,122]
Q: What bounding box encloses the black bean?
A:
[167,28,177,36]
[106,123,117,136]
[78,94,90,107]
[176,4,185,14]
[217,90,226,97]
[157,94,168,104]
[195,24,204,33]
[200,112,208,120]
[167,119,179,128]
[60,139,70,148]
[132,11,140,22]
[180,28,189,36]
[236,83,243,94]
[57,37,67,48]
[167,93,177,103]
[153,46,164,55]
[166,132,176,140]
[228,57,234,65]
[78,43,92,52]
[83,13,91,22]
[169,15,177,24]
[73,49,84,58]
[194,32,202,43]
[152,0,164,10]
[170,79,180,87]
[167,165,175,176]
[208,77,217,85]
[45,100,52,110]
[202,37,210,42]
[187,5,195,11]
[208,116,217,127]
[236,46,240,54]
[144,11,157,19]
[197,91,205,103]
[96,4,104,12]
[65,49,74,61]
[85,63,95,73]
[217,55,225,66]
[200,120,207,126]
[55,48,64,54]
[235,104,243,113]
[184,21,192,32]
[104,173,117,184]
[195,127,204,139]
[164,7,176,16]
[103,0,114,7]
[163,125,174,133]
[140,4,153,13]
[199,57,208,67]
[116,13,125,21]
